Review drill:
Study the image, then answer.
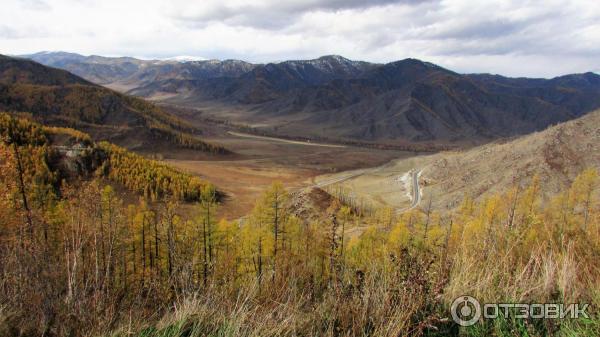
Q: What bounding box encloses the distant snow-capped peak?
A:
[164,55,207,62]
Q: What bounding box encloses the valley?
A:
[4,52,599,222]
[163,127,413,218]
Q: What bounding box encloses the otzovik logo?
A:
[451,296,481,326]
[451,296,590,326]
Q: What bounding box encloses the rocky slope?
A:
[126,58,600,145]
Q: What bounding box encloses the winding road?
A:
[404,169,423,211]
[313,166,423,214]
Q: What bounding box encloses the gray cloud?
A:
[428,19,531,40]
[0,24,50,39]
[1,0,599,77]
[170,0,429,29]
[20,0,50,11]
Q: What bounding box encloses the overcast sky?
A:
[1,0,599,77]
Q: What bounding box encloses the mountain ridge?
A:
[20,51,600,145]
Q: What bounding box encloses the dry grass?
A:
[167,159,315,218]
[105,260,449,337]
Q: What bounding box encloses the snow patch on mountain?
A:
[164,55,208,62]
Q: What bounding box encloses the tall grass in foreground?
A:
[106,259,451,337]
[444,171,600,336]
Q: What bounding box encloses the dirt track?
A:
[227,131,347,148]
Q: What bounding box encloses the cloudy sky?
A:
[1,0,599,77]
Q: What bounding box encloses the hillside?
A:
[314,109,600,212]
[0,112,217,202]
[0,55,228,154]
[419,109,600,209]
[2,112,599,337]
[0,54,90,85]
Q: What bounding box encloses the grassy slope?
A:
[421,109,600,209]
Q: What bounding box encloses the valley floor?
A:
[163,130,416,218]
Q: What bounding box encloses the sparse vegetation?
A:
[0,83,229,153]
[324,184,374,216]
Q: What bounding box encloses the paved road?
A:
[407,169,422,210]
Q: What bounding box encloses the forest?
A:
[0,113,216,203]
[99,141,217,202]
[0,113,599,337]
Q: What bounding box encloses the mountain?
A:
[123,59,256,95]
[0,54,90,85]
[23,52,600,145]
[22,51,256,90]
[420,109,600,209]
[164,55,207,62]
[0,54,227,154]
[287,62,600,142]
[144,58,600,144]
[22,51,145,85]
[128,55,377,101]
[466,72,600,117]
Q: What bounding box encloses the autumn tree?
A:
[197,185,217,286]
[571,168,599,230]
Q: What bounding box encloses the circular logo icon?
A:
[451,296,481,326]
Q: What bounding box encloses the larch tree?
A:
[571,168,599,230]
[197,185,217,286]
[251,182,287,280]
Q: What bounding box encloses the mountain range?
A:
[23,51,255,90]
[19,52,600,145]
